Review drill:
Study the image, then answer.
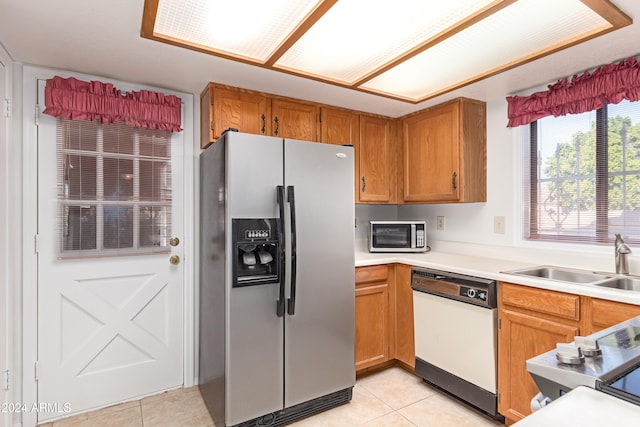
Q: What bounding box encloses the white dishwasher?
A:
[412,267,501,420]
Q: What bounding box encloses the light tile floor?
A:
[38,367,504,427]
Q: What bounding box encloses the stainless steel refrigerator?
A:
[199,131,355,427]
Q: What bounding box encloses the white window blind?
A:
[525,99,640,244]
[57,118,172,258]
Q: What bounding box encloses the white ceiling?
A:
[1,0,639,118]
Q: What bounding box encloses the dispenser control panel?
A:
[245,229,271,240]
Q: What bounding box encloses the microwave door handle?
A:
[287,185,297,316]
[276,185,286,317]
[411,224,416,249]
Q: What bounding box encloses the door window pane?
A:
[140,205,170,247]
[57,118,172,258]
[63,205,97,251]
[104,158,134,201]
[103,205,133,249]
[64,155,97,200]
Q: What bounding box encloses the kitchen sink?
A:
[595,276,640,291]
[503,265,640,292]
[503,266,612,285]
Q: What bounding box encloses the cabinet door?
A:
[401,103,460,202]
[355,283,389,371]
[272,99,318,141]
[394,264,414,368]
[320,108,358,146]
[212,86,270,140]
[498,309,578,424]
[357,115,395,203]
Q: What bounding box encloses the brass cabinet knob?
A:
[169,255,180,265]
[169,237,180,247]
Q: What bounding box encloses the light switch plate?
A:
[494,216,505,234]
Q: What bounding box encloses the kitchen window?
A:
[525,99,640,245]
[58,118,172,258]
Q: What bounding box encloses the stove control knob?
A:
[555,343,585,365]
[574,336,602,357]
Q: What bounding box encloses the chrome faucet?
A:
[615,233,632,275]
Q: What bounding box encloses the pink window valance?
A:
[506,56,640,128]
[43,76,182,132]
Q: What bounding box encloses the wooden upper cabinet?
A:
[271,99,318,142]
[320,108,359,146]
[200,84,270,148]
[356,115,395,204]
[399,98,486,203]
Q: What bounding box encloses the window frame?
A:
[527,103,640,245]
[57,118,173,258]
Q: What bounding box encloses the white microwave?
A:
[369,221,427,253]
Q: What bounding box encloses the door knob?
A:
[169,237,180,246]
[169,255,180,265]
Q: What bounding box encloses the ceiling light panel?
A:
[274,0,496,84]
[154,0,321,62]
[361,0,611,101]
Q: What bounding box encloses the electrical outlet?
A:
[437,216,445,231]
[494,216,505,234]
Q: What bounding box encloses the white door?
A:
[36,79,184,422]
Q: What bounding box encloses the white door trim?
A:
[0,43,13,427]
[21,66,195,427]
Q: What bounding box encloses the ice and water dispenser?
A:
[232,218,280,287]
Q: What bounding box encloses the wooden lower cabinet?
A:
[498,307,579,424]
[498,282,581,424]
[394,264,414,368]
[355,265,394,371]
[497,281,640,425]
[354,264,415,374]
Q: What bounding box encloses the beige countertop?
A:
[355,244,640,306]
[511,386,640,427]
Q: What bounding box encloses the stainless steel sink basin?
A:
[503,265,640,292]
[503,266,612,284]
[595,276,640,291]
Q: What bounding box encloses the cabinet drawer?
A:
[501,282,580,321]
[355,265,388,284]
[591,298,640,331]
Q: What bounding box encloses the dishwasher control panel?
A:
[411,267,497,308]
[460,286,488,302]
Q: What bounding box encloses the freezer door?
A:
[283,139,356,407]
[225,132,285,425]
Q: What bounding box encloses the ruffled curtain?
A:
[506,56,640,128]
[43,76,182,132]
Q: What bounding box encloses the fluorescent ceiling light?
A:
[142,0,631,103]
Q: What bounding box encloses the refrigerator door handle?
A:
[287,185,297,316]
[276,185,286,317]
